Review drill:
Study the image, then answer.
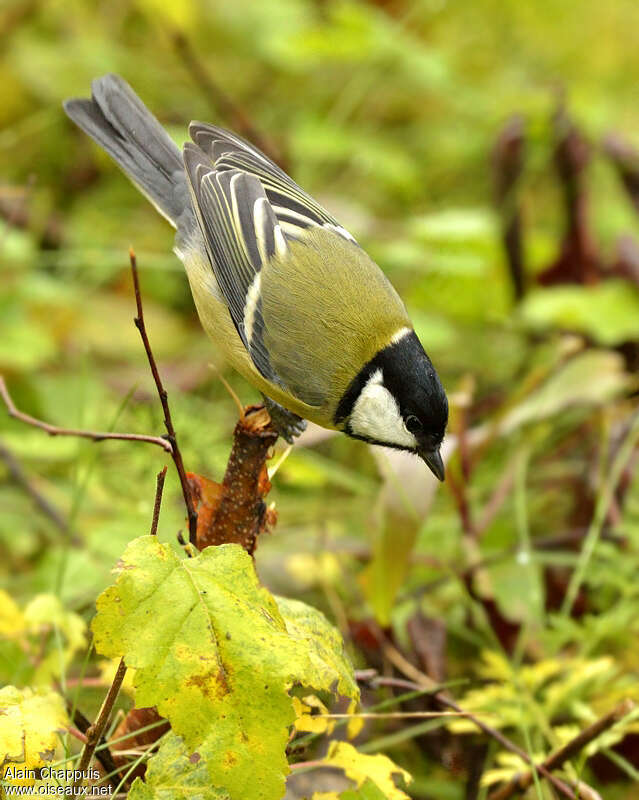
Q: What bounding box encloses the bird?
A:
[63,75,448,481]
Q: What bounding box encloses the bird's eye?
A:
[405,415,423,434]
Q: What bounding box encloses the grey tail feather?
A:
[63,74,189,228]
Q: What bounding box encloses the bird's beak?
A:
[420,448,445,482]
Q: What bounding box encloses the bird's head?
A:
[335,329,448,481]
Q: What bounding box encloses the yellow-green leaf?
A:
[321,742,412,800]
[498,350,632,436]
[0,593,86,687]
[275,596,358,701]
[0,686,68,785]
[23,595,87,685]
[341,780,388,800]
[0,591,25,637]
[92,537,358,800]
[292,695,335,735]
[128,733,229,800]
[521,281,639,346]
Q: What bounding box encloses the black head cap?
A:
[335,330,449,480]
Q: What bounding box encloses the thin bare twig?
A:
[66,726,88,744]
[0,377,173,454]
[358,673,440,693]
[129,250,197,543]
[68,705,120,790]
[0,436,69,532]
[171,30,286,169]
[381,642,578,800]
[150,466,168,536]
[487,700,635,800]
[72,466,170,789]
[74,658,128,789]
[289,759,327,772]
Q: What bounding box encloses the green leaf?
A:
[340,780,388,800]
[0,313,56,371]
[488,559,545,625]
[410,208,497,244]
[128,733,229,800]
[359,511,418,627]
[521,281,639,346]
[313,780,388,800]
[0,592,87,687]
[498,350,632,435]
[358,447,439,626]
[23,595,87,685]
[274,596,358,700]
[92,537,358,800]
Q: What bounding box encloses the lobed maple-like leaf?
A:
[92,536,358,800]
[128,732,229,800]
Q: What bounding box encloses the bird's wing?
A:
[183,126,363,396]
[188,122,359,244]
[183,127,409,412]
[183,143,283,387]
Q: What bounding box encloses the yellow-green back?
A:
[262,227,411,421]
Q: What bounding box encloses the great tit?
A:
[64,75,448,481]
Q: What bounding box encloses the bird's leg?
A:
[261,395,307,443]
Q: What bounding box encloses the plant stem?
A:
[487,700,635,800]
[129,250,198,543]
[0,377,173,454]
[150,466,168,536]
[381,641,578,800]
[74,658,127,789]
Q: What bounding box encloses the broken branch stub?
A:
[189,405,279,553]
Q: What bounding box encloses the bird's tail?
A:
[64,74,189,228]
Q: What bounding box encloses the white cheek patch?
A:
[349,369,417,449]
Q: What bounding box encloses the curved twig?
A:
[0,376,173,454]
[487,700,635,800]
[381,641,579,800]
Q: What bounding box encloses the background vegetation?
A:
[1,0,639,798]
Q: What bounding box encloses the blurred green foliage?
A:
[2,0,639,798]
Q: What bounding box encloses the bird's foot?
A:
[261,396,307,443]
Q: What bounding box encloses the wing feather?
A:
[189,122,357,243]
[183,143,281,385]
[183,124,364,403]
